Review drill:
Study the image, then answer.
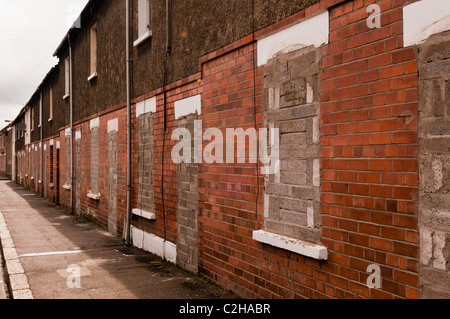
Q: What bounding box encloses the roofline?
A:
[53,0,96,57]
[11,66,58,126]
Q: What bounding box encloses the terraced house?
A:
[2,0,450,299]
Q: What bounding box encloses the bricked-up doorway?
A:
[56,148,60,205]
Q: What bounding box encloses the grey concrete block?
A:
[280,133,306,147]
[265,183,292,197]
[280,171,307,186]
[291,186,316,200]
[278,119,307,134]
[422,284,450,299]
[279,197,308,212]
[279,210,307,226]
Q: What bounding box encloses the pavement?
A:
[0,180,238,300]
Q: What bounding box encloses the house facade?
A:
[3,0,450,299]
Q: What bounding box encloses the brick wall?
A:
[198,41,265,297]
[319,0,420,298]
[195,0,423,299]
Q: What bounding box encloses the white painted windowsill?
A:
[87,72,98,82]
[133,31,152,47]
[253,230,328,260]
[87,191,101,201]
[132,209,156,221]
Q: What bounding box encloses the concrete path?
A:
[0,180,235,299]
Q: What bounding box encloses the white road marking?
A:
[19,250,84,258]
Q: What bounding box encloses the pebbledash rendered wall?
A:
[9,0,450,299]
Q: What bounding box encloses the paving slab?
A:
[0,181,238,300]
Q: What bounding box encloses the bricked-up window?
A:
[64,57,70,98]
[89,24,98,80]
[134,0,151,46]
[49,88,53,121]
[254,45,327,260]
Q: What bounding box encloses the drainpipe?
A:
[125,0,132,246]
[39,90,43,197]
[68,34,74,215]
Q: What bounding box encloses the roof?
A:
[53,0,97,57]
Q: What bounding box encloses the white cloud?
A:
[0,0,88,130]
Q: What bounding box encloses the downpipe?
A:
[125,0,132,246]
[68,34,74,215]
[39,90,43,197]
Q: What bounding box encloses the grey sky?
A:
[0,0,89,130]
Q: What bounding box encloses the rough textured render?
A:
[137,112,154,214]
[418,30,450,298]
[262,45,322,244]
[176,114,199,274]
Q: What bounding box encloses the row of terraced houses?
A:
[1,0,450,299]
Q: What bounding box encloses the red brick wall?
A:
[196,0,420,299]
[56,107,128,234]
[131,79,202,245]
[198,41,266,297]
[320,0,419,298]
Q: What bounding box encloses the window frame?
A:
[134,0,152,47]
[31,107,35,132]
[49,87,53,122]
[88,23,98,81]
[64,57,70,99]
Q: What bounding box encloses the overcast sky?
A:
[0,0,89,130]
